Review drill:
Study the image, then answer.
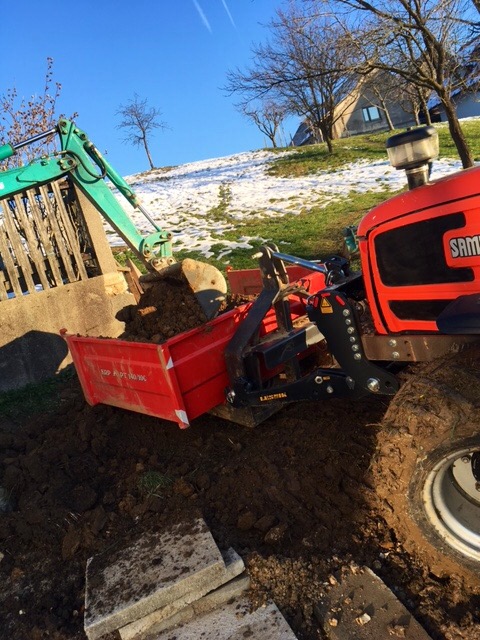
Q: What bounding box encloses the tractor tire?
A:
[373,344,480,589]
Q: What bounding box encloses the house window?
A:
[362,106,381,122]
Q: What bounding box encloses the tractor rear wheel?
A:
[373,345,480,589]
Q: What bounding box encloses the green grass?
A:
[0,368,75,420]
[269,118,480,178]
[222,189,396,266]
[113,190,400,272]
[137,470,173,497]
[114,118,480,275]
[435,119,480,161]
[268,135,390,177]
[207,182,233,221]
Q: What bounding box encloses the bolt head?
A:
[343,309,351,317]
[326,385,334,394]
[367,378,381,393]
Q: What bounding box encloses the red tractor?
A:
[221,126,480,586]
[2,121,478,585]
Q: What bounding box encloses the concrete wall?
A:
[0,184,137,393]
[0,272,135,392]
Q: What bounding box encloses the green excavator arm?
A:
[0,119,173,270]
[0,119,227,318]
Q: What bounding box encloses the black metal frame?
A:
[224,245,398,408]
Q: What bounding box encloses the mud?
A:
[1,289,479,639]
[0,373,479,639]
[119,279,208,343]
[118,279,253,343]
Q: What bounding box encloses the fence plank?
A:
[15,191,50,289]
[12,194,50,292]
[0,270,9,301]
[25,188,64,287]
[39,185,77,283]
[51,181,88,280]
[3,196,35,293]
[0,179,103,303]
[0,203,23,298]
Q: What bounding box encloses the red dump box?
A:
[64,267,325,429]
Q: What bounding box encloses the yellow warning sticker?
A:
[320,297,333,313]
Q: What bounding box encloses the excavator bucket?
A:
[140,258,227,321]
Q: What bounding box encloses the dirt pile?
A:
[117,277,254,343]
[118,279,208,343]
[0,377,479,639]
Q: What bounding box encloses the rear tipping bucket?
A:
[63,305,253,429]
[63,267,326,429]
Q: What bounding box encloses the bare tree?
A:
[225,5,359,153]
[310,0,479,167]
[0,58,75,168]
[359,71,400,130]
[240,100,287,147]
[360,70,433,128]
[398,82,433,126]
[116,94,167,170]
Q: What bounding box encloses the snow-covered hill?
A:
[109,148,462,260]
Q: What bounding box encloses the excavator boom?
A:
[0,120,226,318]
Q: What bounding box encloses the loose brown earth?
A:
[1,285,479,639]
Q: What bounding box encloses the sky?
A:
[2,0,293,176]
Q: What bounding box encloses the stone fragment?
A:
[120,550,247,640]
[315,565,432,640]
[153,597,297,639]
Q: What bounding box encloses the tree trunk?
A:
[440,92,474,168]
[142,135,155,170]
[382,104,395,131]
[419,95,432,126]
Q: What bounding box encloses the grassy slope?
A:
[116,119,480,273]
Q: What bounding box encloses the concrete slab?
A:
[120,575,250,640]
[151,597,297,640]
[119,548,247,640]
[84,518,227,640]
[315,565,432,640]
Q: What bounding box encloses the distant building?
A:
[291,72,418,145]
[291,121,319,146]
[429,88,480,121]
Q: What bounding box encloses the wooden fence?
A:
[0,179,101,301]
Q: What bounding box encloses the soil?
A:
[1,291,479,640]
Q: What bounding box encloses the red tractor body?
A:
[359,165,480,334]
